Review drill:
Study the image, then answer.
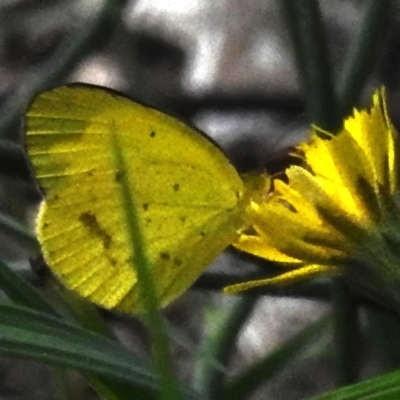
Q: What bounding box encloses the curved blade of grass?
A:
[221,314,330,400]
[0,257,58,316]
[111,131,182,400]
[85,376,160,400]
[0,304,200,400]
[307,368,400,400]
[0,211,39,253]
[0,252,115,340]
[0,304,155,384]
[41,277,114,338]
[0,242,153,399]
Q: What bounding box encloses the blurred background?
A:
[0,1,399,399]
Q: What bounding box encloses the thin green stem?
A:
[279,0,340,130]
[331,279,360,385]
[337,0,391,118]
[111,133,182,400]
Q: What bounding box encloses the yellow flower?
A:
[225,88,400,309]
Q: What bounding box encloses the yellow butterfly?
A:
[25,84,268,314]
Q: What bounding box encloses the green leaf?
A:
[307,369,400,400]
[0,303,154,383]
[0,304,200,400]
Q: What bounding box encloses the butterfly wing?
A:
[26,85,250,313]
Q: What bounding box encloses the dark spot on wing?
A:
[200,231,206,237]
[180,216,186,223]
[150,131,156,138]
[87,170,93,177]
[160,252,170,260]
[173,183,180,191]
[79,212,112,250]
[174,258,182,267]
[143,203,149,211]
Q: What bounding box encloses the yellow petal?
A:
[224,264,341,294]
[345,88,397,193]
[233,233,302,263]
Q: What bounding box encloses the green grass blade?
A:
[0,304,155,384]
[0,211,39,252]
[42,279,114,338]
[307,369,400,400]
[0,257,58,316]
[111,132,183,400]
[0,303,200,400]
[85,376,159,400]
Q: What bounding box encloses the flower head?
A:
[225,88,400,310]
